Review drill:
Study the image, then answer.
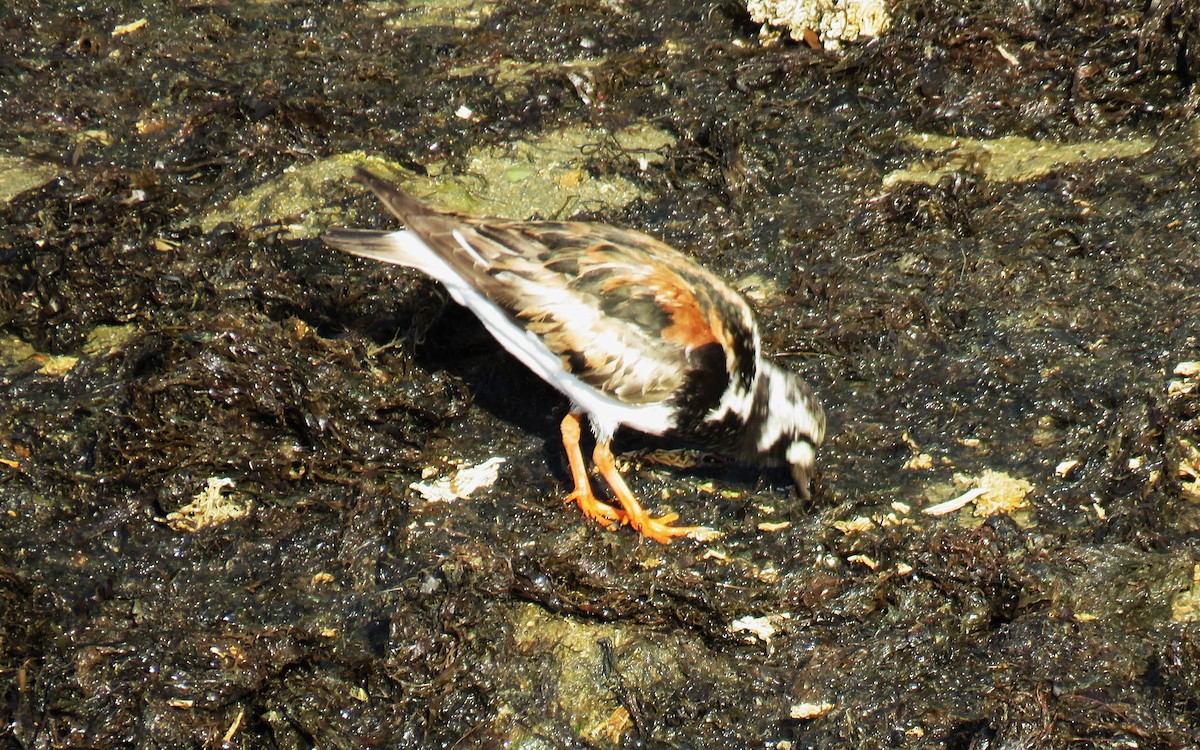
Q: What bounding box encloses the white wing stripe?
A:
[383,231,677,442]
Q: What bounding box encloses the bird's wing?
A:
[462,219,757,404]
[344,169,755,406]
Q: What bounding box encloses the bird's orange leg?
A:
[560,412,625,527]
[592,438,700,544]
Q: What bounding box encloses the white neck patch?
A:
[754,361,824,453]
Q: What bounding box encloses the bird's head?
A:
[750,361,826,499]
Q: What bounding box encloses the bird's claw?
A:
[566,490,626,528]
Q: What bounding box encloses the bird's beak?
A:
[791,461,813,500]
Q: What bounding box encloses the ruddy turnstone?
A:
[326,167,825,544]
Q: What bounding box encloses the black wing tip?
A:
[352,165,388,190]
[322,228,384,260]
[349,165,400,201]
[323,227,387,249]
[346,164,437,225]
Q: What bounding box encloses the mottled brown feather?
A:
[350,167,757,407]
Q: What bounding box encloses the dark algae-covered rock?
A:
[2,0,1199,747]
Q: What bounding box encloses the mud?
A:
[2,0,1199,747]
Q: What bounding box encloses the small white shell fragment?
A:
[756,565,780,583]
[410,457,505,502]
[687,526,723,542]
[1173,361,1200,377]
[903,452,934,471]
[831,509,916,534]
[790,701,835,719]
[847,554,878,570]
[924,471,1033,517]
[922,487,987,516]
[995,43,1020,65]
[112,18,148,36]
[831,515,875,534]
[1168,379,1196,396]
[729,613,790,643]
[163,477,249,532]
[1055,459,1080,477]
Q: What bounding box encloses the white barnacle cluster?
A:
[745,0,891,50]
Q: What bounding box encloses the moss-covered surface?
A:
[2,0,1199,747]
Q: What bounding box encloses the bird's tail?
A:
[323,227,461,285]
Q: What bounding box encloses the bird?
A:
[324,167,825,544]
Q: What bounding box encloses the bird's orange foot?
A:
[566,489,627,528]
[626,512,705,545]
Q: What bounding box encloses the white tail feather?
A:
[324,227,675,439]
[323,229,461,281]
